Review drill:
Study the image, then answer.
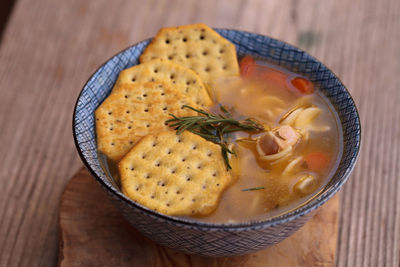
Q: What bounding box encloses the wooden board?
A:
[58,167,339,267]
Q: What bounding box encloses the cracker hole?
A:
[200,35,205,40]
[222,65,227,70]
[130,167,135,171]
[146,124,151,128]
[205,67,210,72]
[201,28,205,32]
[207,151,212,157]
[166,203,170,207]
[145,174,151,179]
[131,77,136,82]
[109,127,113,131]
[180,197,184,200]
[127,126,132,129]
[135,186,140,191]
[150,78,155,82]
[151,195,155,199]
[185,54,190,58]
[176,190,181,194]
[181,157,186,162]
[129,141,133,145]
[155,161,161,167]
[177,137,182,143]
[192,198,196,202]
[144,109,149,112]
[126,110,130,114]
[163,107,167,111]
[124,95,129,98]
[165,39,170,44]
[217,183,220,186]
[202,51,208,56]
[161,92,165,96]
[170,169,176,174]
[167,149,172,154]
[152,142,157,147]
[186,81,190,85]
[183,37,187,42]
[168,55,173,60]
[202,185,206,189]
[186,175,191,181]
[170,74,175,80]
[212,172,217,177]
[165,191,168,194]
[164,121,168,126]
[141,154,146,159]
[192,144,197,150]
[108,111,112,115]
[197,164,202,169]
[154,69,158,73]
[219,49,225,54]
[111,143,115,146]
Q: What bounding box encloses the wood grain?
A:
[59,167,339,267]
[0,0,399,266]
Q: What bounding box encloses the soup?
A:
[192,58,342,222]
[100,56,342,223]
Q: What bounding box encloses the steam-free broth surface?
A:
[100,58,342,223]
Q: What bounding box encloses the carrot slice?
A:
[260,70,288,89]
[290,77,314,94]
[239,56,256,76]
[304,152,329,172]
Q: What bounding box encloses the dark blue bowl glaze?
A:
[73,29,361,257]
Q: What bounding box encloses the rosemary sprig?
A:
[242,186,265,192]
[166,105,264,170]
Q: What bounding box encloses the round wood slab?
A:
[58,167,339,266]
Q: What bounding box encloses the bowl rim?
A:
[72,28,361,230]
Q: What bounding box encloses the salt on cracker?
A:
[95,82,196,161]
[119,131,233,216]
[140,23,239,84]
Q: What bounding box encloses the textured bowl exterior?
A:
[73,29,361,257]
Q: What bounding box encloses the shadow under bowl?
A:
[73,29,361,257]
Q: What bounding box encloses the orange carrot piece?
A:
[239,56,256,76]
[304,152,329,172]
[260,70,289,88]
[290,77,314,94]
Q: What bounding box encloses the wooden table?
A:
[0,0,399,266]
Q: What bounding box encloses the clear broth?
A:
[100,60,343,223]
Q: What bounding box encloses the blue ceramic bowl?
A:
[73,29,361,257]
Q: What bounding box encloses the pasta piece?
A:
[294,107,321,128]
[282,156,304,176]
[280,107,304,125]
[259,145,293,161]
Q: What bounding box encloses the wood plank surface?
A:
[58,168,339,267]
[0,0,399,266]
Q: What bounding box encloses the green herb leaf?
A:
[242,186,265,192]
[165,105,264,170]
